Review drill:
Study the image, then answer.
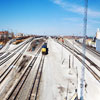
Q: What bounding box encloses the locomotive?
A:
[41,43,48,55]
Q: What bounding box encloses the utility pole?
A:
[80,0,88,100]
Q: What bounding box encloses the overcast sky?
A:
[0,0,100,36]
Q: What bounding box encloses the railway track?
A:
[0,44,29,83]
[0,39,45,82]
[64,40,100,72]
[0,43,25,61]
[0,41,30,66]
[5,47,42,100]
[0,52,5,56]
[28,55,45,100]
[75,40,100,57]
[0,52,11,61]
[56,40,100,83]
[0,39,30,57]
[0,38,33,61]
[10,38,32,53]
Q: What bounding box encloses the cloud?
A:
[63,17,100,24]
[52,0,100,18]
[53,0,66,7]
[88,20,100,24]
[88,9,100,17]
[63,17,82,22]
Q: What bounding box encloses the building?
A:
[8,32,14,39]
[0,31,14,42]
[17,33,24,37]
[0,31,9,41]
[96,28,100,52]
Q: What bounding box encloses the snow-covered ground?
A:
[0,37,100,100]
[0,38,33,99]
[39,38,78,100]
[63,39,100,80]
[0,38,44,100]
[39,38,100,100]
[65,39,100,67]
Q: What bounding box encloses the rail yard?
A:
[0,36,99,100]
[1,0,100,99]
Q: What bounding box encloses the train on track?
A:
[41,43,48,55]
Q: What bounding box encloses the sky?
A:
[0,0,100,36]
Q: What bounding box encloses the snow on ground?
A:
[39,38,100,100]
[0,42,33,99]
[0,43,31,98]
[39,38,77,100]
[65,39,100,100]
[0,40,44,99]
[66,39,100,68]
[73,54,100,100]
[16,51,42,100]
[0,40,12,52]
[0,37,100,100]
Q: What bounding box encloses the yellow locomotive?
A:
[41,43,48,55]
